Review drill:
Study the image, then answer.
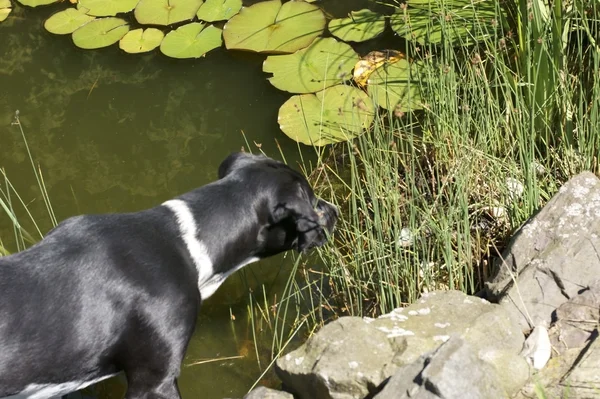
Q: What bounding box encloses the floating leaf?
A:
[135,0,203,26]
[263,37,358,94]
[72,17,129,49]
[278,85,374,146]
[328,9,386,43]
[160,22,222,59]
[367,58,423,115]
[390,0,500,46]
[77,0,139,16]
[119,27,164,53]
[196,0,241,22]
[0,0,12,22]
[17,0,59,6]
[44,8,95,34]
[353,50,404,88]
[223,0,325,54]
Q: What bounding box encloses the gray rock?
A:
[550,280,600,354]
[560,334,600,397]
[485,172,600,331]
[374,336,508,399]
[276,291,528,399]
[243,386,294,399]
[517,334,600,399]
[373,355,437,399]
[367,290,528,395]
[275,317,403,399]
[514,282,600,399]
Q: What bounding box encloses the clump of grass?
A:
[298,0,600,320]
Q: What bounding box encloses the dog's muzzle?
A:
[305,199,338,251]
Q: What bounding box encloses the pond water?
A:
[0,0,368,397]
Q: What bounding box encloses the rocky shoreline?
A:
[238,172,600,399]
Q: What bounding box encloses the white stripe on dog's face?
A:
[162,199,214,297]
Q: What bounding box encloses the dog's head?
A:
[219,152,338,254]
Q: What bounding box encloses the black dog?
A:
[0,153,338,399]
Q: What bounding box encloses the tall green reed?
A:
[0,111,56,255]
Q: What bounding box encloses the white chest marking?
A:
[198,256,259,299]
[162,199,259,299]
[6,373,118,399]
[163,199,214,292]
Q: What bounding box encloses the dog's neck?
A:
[162,198,259,300]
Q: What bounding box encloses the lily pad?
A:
[119,27,164,53]
[77,0,139,16]
[196,0,241,22]
[17,0,59,6]
[367,58,423,115]
[135,0,204,26]
[0,0,12,22]
[44,8,95,34]
[160,22,222,59]
[72,17,129,49]
[263,37,358,94]
[328,9,387,43]
[278,85,374,146]
[390,0,500,46]
[223,0,326,54]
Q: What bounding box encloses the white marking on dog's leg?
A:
[162,199,214,290]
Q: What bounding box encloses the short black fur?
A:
[0,153,338,399]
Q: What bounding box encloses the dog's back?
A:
[0,212,199,397]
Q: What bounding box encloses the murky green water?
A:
[0,0,368,397]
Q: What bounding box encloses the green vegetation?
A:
[160,22,222,58]
[244,0,599,386]
[245,1,599,386]
[263,37,358,94]
[0,113,56,256]
[289,0,600,322]
[278,85,374,146]
[328,9,387,42]
[1,0,453,144]
[0,0,12,22]
[119,28,165,54]
[223,0,326,53]
[44,8,95,35]
[71,17,129,49]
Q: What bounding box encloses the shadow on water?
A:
[0,0,370,397]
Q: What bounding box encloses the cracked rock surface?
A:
[274,291,527,399]
[485,172,600,332]
[374,336,506,399]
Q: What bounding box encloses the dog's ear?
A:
[218,152,246,179]
[271,190,325,252]
[219,152,270,179]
